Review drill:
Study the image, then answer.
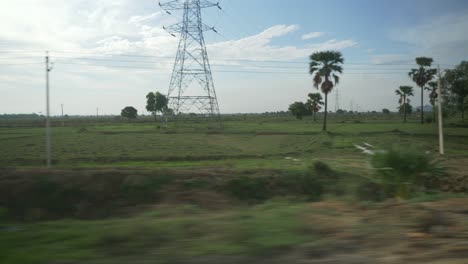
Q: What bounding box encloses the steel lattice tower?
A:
[159,0,222,122]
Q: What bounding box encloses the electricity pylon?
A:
[159,0,222,125]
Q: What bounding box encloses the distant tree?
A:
[426,81,438,121]
[382,108,390,114]
[336,109,345,114]
[306,93,324,121]
[146,91,169,121]
[399,103,413,115]
[155,92,169,115]
[121,106,138,119]
[309,51,344,131]
[289,102,308,120]
[443,61,468,121]
[146,92,157,119]
[408,57,437,124]
[396,86,414,123]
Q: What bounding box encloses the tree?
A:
[306,93,324,121]
[121,106,138,119]
[289,102,308,120]
[426,81,438,121]
[398,103,413,116]
[408,57,437,124]
[146,92,169,120]
[382,109,390,114]
[395,86,414,123]
[309,51,344,131]
[155,92,169,115]
[443,61,468,121]
[146,92,157,119]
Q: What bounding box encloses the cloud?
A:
[0,1,358,115]
[302,32,325,40]
[208,27,356,61]
[390,11,468,62]
[369,54,412,65]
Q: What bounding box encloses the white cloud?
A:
[0,1,358,114]
[390,11,468,62]
[369,54,411,65]
[208,27,356,61]
[302,32,325,40]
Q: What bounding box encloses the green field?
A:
[1,116,467,169]
[1,116,468,264]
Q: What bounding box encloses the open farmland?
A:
[1,115,468,264]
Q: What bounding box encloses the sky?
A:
[1,0,468,115]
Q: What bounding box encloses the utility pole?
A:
[96,108,99,118]
[160,0,222,127]
[61,103,64,127]
[45,51,53,168]
[437,65,445,155]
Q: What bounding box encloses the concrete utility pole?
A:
[61,103,64,127]
[437,65,445,155]
[45,51,53,168]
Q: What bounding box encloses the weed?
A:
[370,147,446,199]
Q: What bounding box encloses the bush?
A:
[225,176,271,202]
[425,115,434,123]
[309,161,343,195]
[355,181,388,202]
[370,148,445,199]
[295,173,323,201]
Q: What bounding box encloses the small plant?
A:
[370,147,445,199]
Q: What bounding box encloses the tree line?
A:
[288,51,468,130]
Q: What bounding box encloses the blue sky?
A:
[1,0,468,115]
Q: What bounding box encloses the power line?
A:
[0,50,458,67]
[53,61,416,74]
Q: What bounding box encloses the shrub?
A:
[295,172,323,201]
[355,181,388,202]
[425,115,434,123]
[370,148,445,199]
[225,176,271,202]
[310,161,342,195]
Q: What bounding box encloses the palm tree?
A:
[408,57,437,124]
[426,81,438,122]
[395,86,414,123]
[306,93,324,122]
[309,51,344,131]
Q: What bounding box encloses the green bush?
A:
[225,176,271,202]
[355,181,388,202]
[425,115,434,123]
[120,174,172,204]
[309,161,342,195]
[292,172,323,201]
[370,147,445,199]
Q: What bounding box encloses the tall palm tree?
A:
[408,57,437,124]
[426,81,438,122]
[306,93,324,122]
[396,86,414,123]
[309,51,344,131]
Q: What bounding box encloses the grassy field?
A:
[1,115,468,264]
[1,116,467,169]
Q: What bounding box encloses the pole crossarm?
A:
[164,23,217,35]
[159,0,220,11]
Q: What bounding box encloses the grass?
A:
[1,115,467,264]
[1,117,467,168]
[0,201,312,264]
